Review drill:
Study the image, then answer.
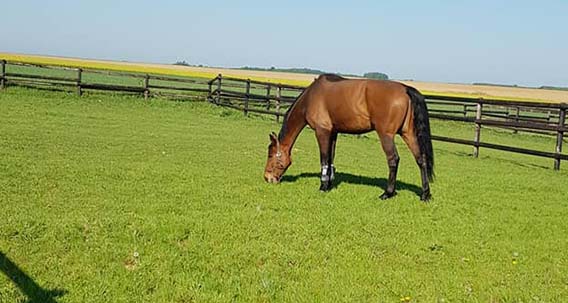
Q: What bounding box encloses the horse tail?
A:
[406,85,434,181]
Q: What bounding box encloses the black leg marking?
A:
[319,164,333,192]
[418,154,431,202]
[380,155,400,200]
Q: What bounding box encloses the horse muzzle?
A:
[264,174,281,184]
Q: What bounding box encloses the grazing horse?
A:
[264,74,434,201]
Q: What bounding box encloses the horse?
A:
[263,74,434,201]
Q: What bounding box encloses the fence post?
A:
[473,100,483,158]
[143,74,150,99]
[216,74,222,104]
[244,79,250,116]
[76,68,82,96]
[266,84,271,110]
[554,105,566,170]
[547,111,552,123]
[276,85,282,123]
[207,77,213,103]
[0,60,6,90]
[512,106,520,134]
[463,104,468,118]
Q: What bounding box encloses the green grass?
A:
[1,87,567,302]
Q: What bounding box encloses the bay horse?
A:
[264,74,434,201]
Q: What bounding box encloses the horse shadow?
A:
[0,251,67,303]
[441,149,551,170]
[281,171,423,197]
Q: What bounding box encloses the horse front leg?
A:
[329,132,338,182]
[315,128,333,192]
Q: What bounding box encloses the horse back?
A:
[304,75,410,134]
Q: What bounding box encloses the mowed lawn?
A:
[1,88,567,302]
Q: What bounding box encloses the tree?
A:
[174,60,191,66]
[363,72,389,80]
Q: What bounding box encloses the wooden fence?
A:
[206,74,304,123]
[0,60,211,100]
[1,59,566,170]
[207,75,568,170]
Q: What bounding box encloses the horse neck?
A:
[279,96,307,155]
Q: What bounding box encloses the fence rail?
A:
[206,74,567,170]
[0,60,211,100]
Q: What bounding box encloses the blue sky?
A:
[3,0,567,86]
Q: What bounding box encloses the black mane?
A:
[278,87,308,141]
[278,74,345,141]
[319,74,347,82]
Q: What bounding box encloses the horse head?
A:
[264,132,291,183]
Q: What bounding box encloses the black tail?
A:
[406,85,434,182]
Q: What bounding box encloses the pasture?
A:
[1,87,568,302]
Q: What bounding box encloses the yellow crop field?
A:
[0,52,310,87]
[1,52,567,103]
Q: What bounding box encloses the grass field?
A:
[3,52,568,103]
[1,87,568,302]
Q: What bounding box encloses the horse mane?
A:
[278,86,309,141]
[277,74,345,141]
[319,73,347,82]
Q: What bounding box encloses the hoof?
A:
[379,191,397,200]
[319,182,332,192]
[420,192,432,202]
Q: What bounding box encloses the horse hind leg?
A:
[401,131,431,202]
[377,133,400,200]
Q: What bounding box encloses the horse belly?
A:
[333,111,373,134]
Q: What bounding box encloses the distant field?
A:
[1,52,568,103]
[399,80,568,104]
[0,52,310,87]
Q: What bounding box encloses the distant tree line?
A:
[175,61,391,80]
[173,60,205,68]
[240,66,327,75]
[239,66,389,80]
[539,86,568,91]
[474,82,568,91]
[473,82,519,88]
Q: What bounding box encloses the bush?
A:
[363,72,389,80]
[174,61,191,67]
